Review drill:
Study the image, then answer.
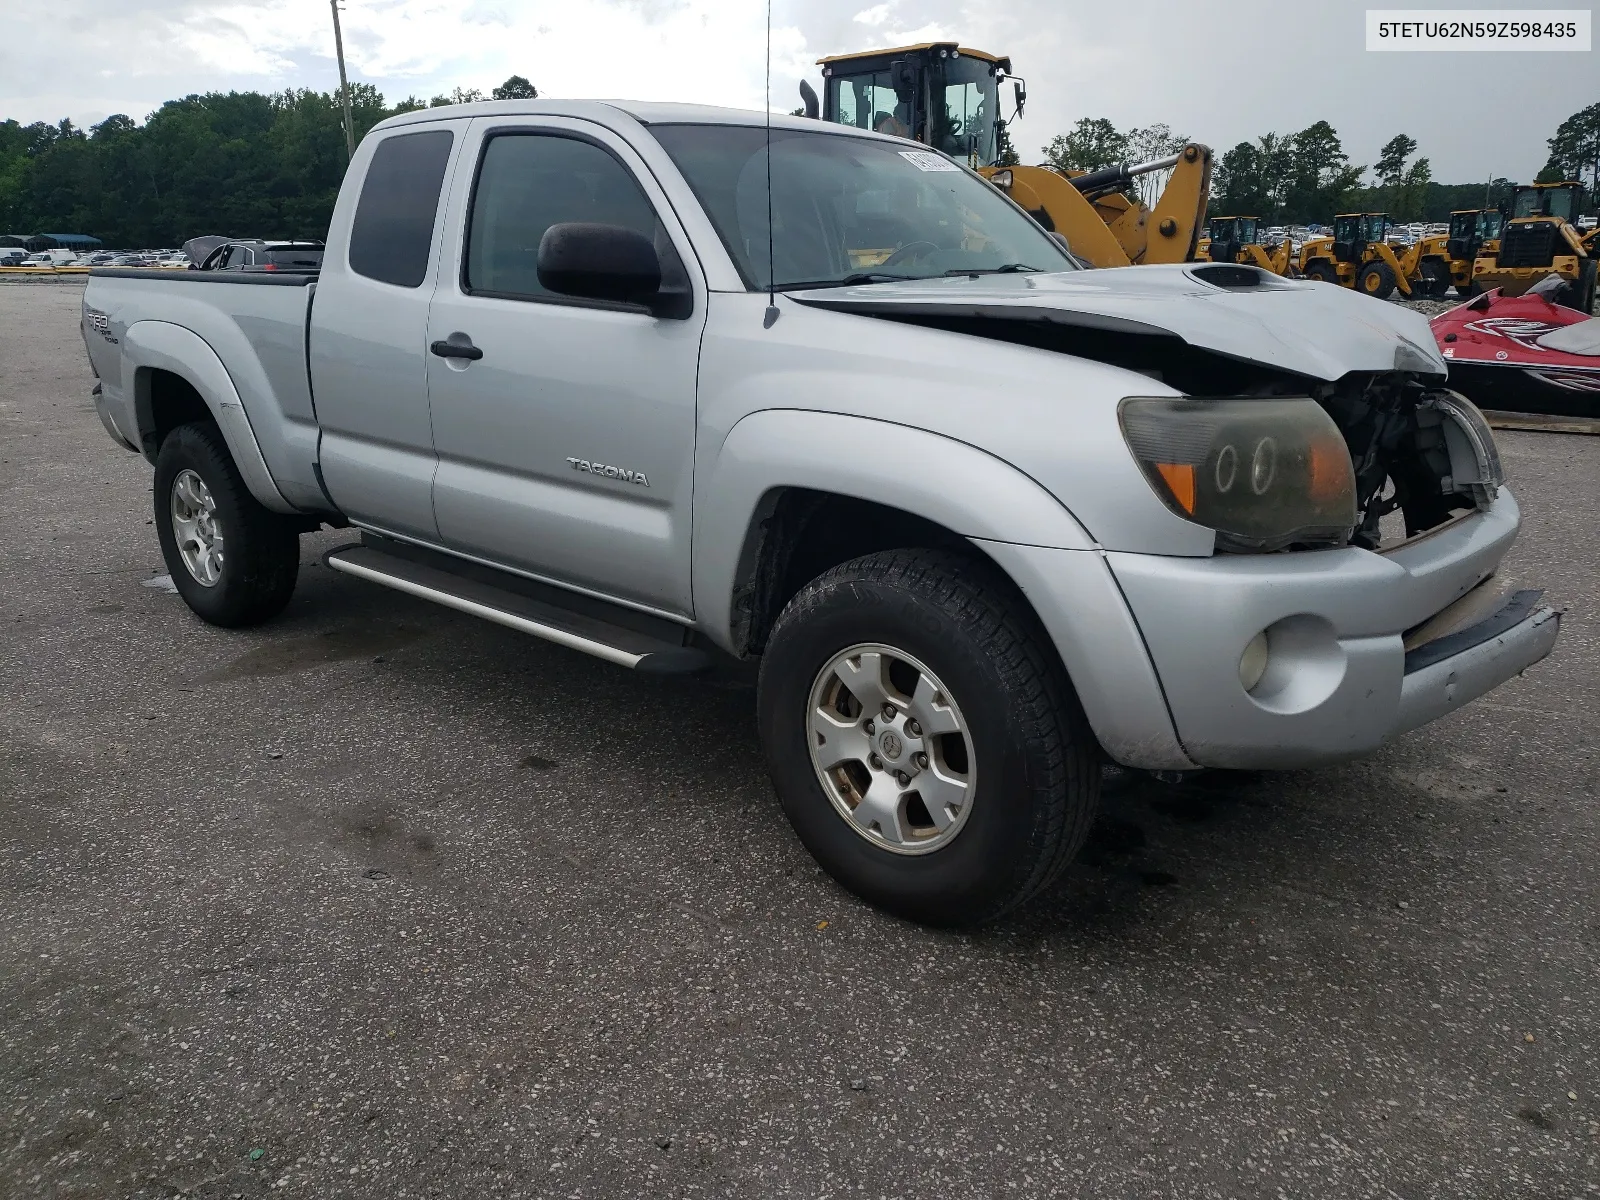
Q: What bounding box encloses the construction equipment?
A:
[1443,209,1503,296]
[1203,216,1295,275]
[1296,213,1452,300]
[805,42,1212,269]
[1469,182,1595,311]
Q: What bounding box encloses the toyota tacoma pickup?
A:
[81,100,1560,925]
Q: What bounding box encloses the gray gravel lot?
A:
[2,276,1597,1198]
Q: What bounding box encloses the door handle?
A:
[430,336,483,361]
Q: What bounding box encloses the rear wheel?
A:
[1303,259,1339,285]
[1419,258,1451,298]
[154,422,301,627]
[757,549,1100,926]
[1357,260,1397,299]
[1556,259,1597,313]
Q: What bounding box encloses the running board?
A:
[324,542,708,674]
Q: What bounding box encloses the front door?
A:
[425,117,706,617]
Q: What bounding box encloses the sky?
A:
[0,0,1594,183]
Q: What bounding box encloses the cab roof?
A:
[817,42,1009,68]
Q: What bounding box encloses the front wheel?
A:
[154,422,301,627]
[757,549,1100,926]
[1357,260,1397,299]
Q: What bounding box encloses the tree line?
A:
[0,77,536,249]
[1,82,1592,246]
[1042,102,1597,224]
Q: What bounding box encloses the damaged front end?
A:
[1314,371,1504,552]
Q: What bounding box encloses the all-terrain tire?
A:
[1303,259,1339,285]
[1357,260,1397,299]
[757,548,1100,926]
[153,421,300,627]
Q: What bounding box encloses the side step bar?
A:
[324,541,708,674]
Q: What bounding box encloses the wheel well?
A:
[732,488,1003,657]
[134,368,212,462]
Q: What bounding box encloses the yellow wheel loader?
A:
[803,42,1212,269]
[1296,214,1451,300]
[1469,183,1595,311]
[1203,216,1295,275]
[1443,209,1503,296]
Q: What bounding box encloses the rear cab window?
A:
[349,129,455,288]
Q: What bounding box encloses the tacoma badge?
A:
[567,457,649,487]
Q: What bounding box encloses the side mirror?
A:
[892,59,917,102]
[1013,80,1027,117]
[537,223,679,314]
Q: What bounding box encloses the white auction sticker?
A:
[1366,9,1590,50]
[899,150,961,173]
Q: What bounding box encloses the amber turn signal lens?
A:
[1154,463,1197,514]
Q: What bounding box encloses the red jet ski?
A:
[1432,275,1600,420]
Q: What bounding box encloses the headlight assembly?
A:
[1119,396,1358,552]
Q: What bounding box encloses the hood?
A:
[789,263,1446,384]
[183,235,229,265]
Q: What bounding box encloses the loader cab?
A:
[1496,182,1587,269]
[1447,209,1503,263]
[1207,216,1258,263]
[1332,213,1392,263]
[817,43,1013,167]
[1508,183,1582,223]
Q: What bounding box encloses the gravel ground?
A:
[2,276,1597,1198]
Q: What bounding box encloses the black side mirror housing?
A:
[537,222,688,318]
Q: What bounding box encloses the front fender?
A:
[692,407,1095,655]
[123,321,295,513]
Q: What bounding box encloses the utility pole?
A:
[330,0,356,159]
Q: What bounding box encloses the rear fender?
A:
[123,321,295,513]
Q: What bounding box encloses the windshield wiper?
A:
[777,272,917,291]
[943,263,1043,276]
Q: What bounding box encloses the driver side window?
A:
[464,132,677,303]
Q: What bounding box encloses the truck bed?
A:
[82,267,327,512]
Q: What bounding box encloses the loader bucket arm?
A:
[1374,241,1413,296]
[981,165,1132,267]
[1143,144,1212,264]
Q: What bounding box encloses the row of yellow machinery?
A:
[805,41,1595,310]
[1203,187,1595,311]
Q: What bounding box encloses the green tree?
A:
[1123,124,1187,206]
[1374,133,1417,207]
[1042,117,1126,173]
[491,75,538,101]
[1283,121,1362,222]
[1536,102,1600,190]
[1395,157,1432,220]
[1213,141,1268,217]
[994,119,1020,167]
[429,87,485,107]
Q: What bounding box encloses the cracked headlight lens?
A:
[1119,396,1358,552]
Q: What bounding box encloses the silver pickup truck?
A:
[82,100,1559,924]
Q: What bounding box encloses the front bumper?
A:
[1103,489,1560,769]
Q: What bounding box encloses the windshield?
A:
[1361,214,1389,242]
[1511,187,1577,220]
[929,57,999,165]
[652,124,1075,290]
[1481,210,1503,238]
[1238,218,1259,243]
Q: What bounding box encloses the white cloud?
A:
[0,0,1588,182]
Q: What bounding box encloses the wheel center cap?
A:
[878,730,903,762]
